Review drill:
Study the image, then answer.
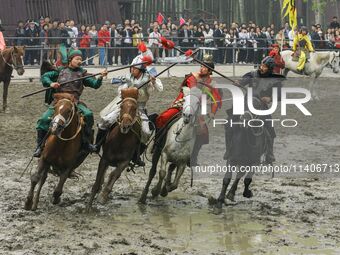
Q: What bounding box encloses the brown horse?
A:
[0,46,25,112]
[87,87,141,209]
[24,93,88,211]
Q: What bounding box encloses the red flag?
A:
[156,12,164,25]
[180,17,186,26]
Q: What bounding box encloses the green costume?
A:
[36,66,103,132]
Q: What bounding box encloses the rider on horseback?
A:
[224,57,285,164]
[33,49,108,157]
[95,53,163,166]
[155,54,222,166]
[293,26,315,73]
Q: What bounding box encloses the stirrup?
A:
[33,147,42,158]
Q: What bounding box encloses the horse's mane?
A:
[121,87,138,100]
[53,93,76,103]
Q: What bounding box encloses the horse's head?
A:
[329,51,340,74]
[50,94,76,136]
[119,88,138,134]
[11,46,25,76]
[182,87,202,125]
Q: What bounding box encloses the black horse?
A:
[214,96,269,213]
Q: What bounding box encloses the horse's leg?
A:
[98,160,129,204]
[151,153,167,198]
[309,73,319,100]
[226,170,246,202]
[215,168,233,211]
[161,163,176,197]
[88,157,110,209]
[52,169,70,205]
[138,148,161,204]
[243,171,255,198]
[3,80,9,112]
[24,159,47,210]
[167,164,185,192]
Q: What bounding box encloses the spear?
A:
[116,48,200,105]
[159,37,240,86]
[21,56,154,99]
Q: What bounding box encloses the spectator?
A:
[88,25,98,65]
[14,21,26,46]
[69,20,78,48]
[213,23,225,63]
[0,24,6,51]
[79,25,90,65]
[169,23,178,57]
[275,27,285,49]
[132,25,143,58]
[48,20,61,63]
[121,20,133,65]
[255,26,266,65]
[40,23,49,61]
[98,24,110,65]
[148,26,161,59]
[238,27,248,64]
[203,24,214,47]
[311,25,321,49]
[334,30,340,48]
[108,23,117,65]
[225,29,237,63]
[58,22,70,65]
[159,24,170,57]
[329,16,340,29]
[24,20,40,65]
[178,23,193,51]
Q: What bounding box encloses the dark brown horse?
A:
[0,46,25,112]
[24,93,88,211]
[88,87,141,209]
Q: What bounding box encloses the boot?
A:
[265,137,275,165]
[92,128,108,153]
[132,143,146,167]
[33,130,48,158]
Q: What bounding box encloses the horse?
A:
[24,93,87,211]
[281,50,339,99]
[139,87,202,204]
[0,46,25,112]
[214,97,268,214]
[87,87,141,209]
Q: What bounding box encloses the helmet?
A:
[131,55,146,72]
[261,57,275,71]
[68,49,82,61]
[202,53,215,72]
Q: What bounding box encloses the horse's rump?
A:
[121,87,138,100]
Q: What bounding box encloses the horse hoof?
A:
[24,199,33,210]
[226,192,235,202]
[138,198,147,205]
[167,184,177,192]
[98,193,108,205]
[160,187,168,197]
[243,190,253,198]
[213,204,223,215]
[52,196,61,205]
[151,188,160,198]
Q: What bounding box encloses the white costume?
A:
[98,55,163,143]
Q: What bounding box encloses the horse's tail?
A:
[40,60,57,76]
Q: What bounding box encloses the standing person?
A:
[0,24,6,51]
[159,24,170,57]
[238,27,248,64]
[310,25,321,49]
[98,24,110,66]
[132,25,143,58]
[334,30,340,49]
[121,20,133,65]
[79,25,91,65]
[15,21,26,46]
[169,24,178,57]
[203,24,214,47]
[40,24,49,61]
[57,22,71,66]
[213,24,225,63]
[24,20,40,65]
[69,20,78,48]
[195,26,204,60]
[115,24,123,64]
[225,29,237,63]
[329,16,340,29]
[47,20,61,63]
[148,26,161,60]
[254,27,266,66]
[88,25,98,65]
[178,23,193,52]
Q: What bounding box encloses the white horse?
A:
[150,87,202,198]
[281,50,339,99]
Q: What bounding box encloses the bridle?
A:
[117,97,139,128]
[51,99,83,141]
[1,48,24,70]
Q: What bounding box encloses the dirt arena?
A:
[0,74,340,255]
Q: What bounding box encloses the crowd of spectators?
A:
[5,15,340,66]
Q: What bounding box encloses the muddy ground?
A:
[0,76,340,255]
